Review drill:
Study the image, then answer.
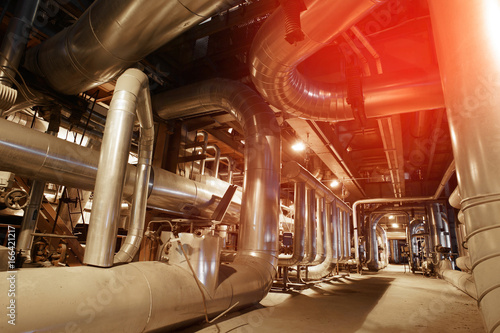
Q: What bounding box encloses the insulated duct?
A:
[429,1,500,331]
[248,0,445,121]
[24,0,240,95]
[0,118,242,223]
[154,76,281,285]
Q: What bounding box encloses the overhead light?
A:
[227,128,233,134]
[392,223,398,228]
[292,141,306,151]
[330,180,340,188]
[389,215,395,220]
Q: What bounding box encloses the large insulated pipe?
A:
[429,2,500,331]
[114,71,155,264]
[84,69,153,267]
[278,182,306,266]
[344,209,352,260]
[248,0,444,121]
[24,0,240,95]
[0,118,242,223]
[154,77,281,283]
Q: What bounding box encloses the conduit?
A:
[0,117,242,223]
[24,0,240,95]
[249,0,445,121]
[429,2,500,330]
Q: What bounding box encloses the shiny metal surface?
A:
[311,197,326,265]
[449,186,462,209]
[85,69,153,267]
[0,0,40,86]
[114,69,155,264]
[301,189,316,265]
[308,201,336,279]
[278,182,306,266]
[343,209,351,260]
[25,0,239,95]
[155,78,281,289]
[429,2,500,329]
[201,145,221,178]
[0,119,242,223]
[366,214,384,271]
[282,161,337,202]
[168,233,222,294]
[16,179,45,261]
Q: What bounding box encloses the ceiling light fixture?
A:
[389,215,395,220]
[392,223,398,228]
[330,180,340,188]
[292,141,306,151]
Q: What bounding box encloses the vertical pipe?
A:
[429,3,500,329]
[344,210,351,259]
[338,207,345,261]
[312,196,326,265]
[84,69,152,267]
[278,182,306,266]
[302,188,317,264]
[0,0,40,86]
[16,180,44,262]
[331,202,339,261]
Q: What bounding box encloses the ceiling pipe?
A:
[84,69,154,267]
[0,118,242,223]
[351,160,455,270]
[429,2,500,331]
[24,0,241,95]
[249,0,445,121]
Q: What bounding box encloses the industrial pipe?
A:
[154,77,281,292]
[366,214,384,271]
[301,188,317,265]
[449,186,462,209]
[0,118,242,223]
[311,197,327,265]
[85,68,153,267]
[201,144,221,178]
[429,2,500,331]
[307,201,336,279]
[278,182,306,266]
[24,0,240,95]
[114,70,155,264]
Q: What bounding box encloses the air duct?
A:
[429,1,500,331]
[24,0,240,95]
[249,0,445,121]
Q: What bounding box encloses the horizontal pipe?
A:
[25,0,240,95]
[0,118,242,223]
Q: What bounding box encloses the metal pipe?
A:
[114,69,155,264]
[0,117,242,223]
[376,224,388,269]
[278,182,306,266]
[449,186,462,209]
[84,69,153,267]
[201,144,221,178]
[249,0,444,121]
[308,201,336,279]
[24,0,240,95]
[311,196,326,265]
[429,3,500,329]
[344,209,351,260]
[15,179,45,262]
[366,214,384,271]
[351,161,455,269]
[301,188,317,265]
[154,77,281,286]
[0,0,40,86]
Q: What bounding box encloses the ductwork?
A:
[0,117,242,223]
[248,0,445,121]
[24,0,240,95]
[429,2,500,331]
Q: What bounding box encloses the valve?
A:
[5,189,29,210]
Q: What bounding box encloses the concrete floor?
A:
[176,265,485,333]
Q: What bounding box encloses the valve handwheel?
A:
[5,189,30,210]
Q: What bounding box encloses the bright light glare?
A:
[330,180,340,188]
[392,223,398,228]
[292,142,306,151]
[389,215,395,220]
